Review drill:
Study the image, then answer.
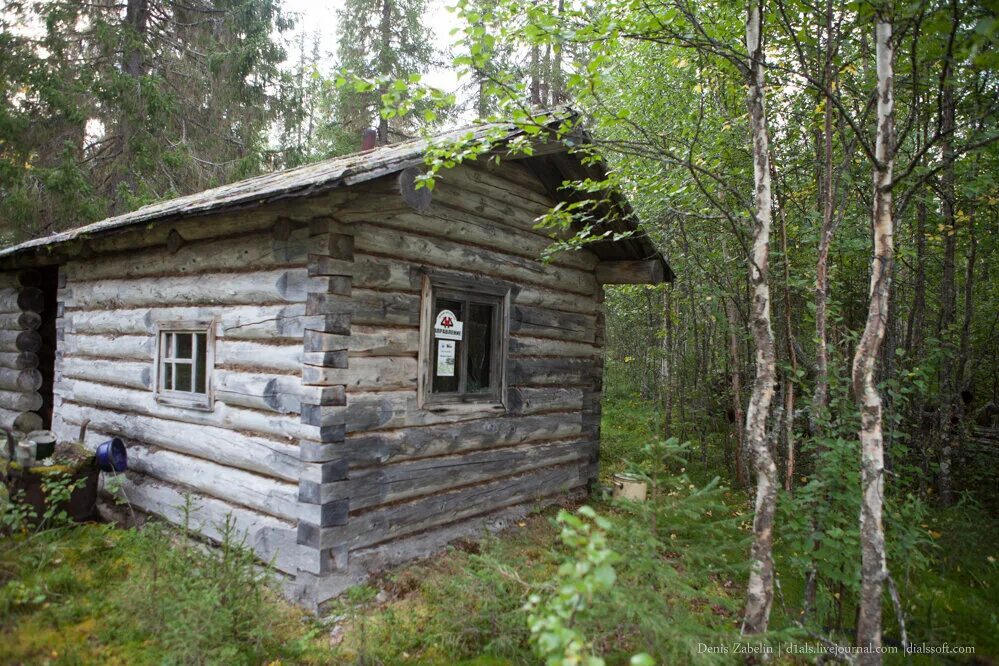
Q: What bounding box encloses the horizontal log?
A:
[306,356,417,391]
[343,412,584,465]
[67,227,311,282]
[334,462,587,551]
[595,260,667,284]
[57,379,318,442]
[507,387,584,414]
[343,440,591,511]
[306,290,421,327]
[511,305,595,343]
[115,474,301,575]
[304,325,420,357]
[215,371,308,414]
[0,367,43,392]
[309,252,600,316]
[65,332,302,375]
[0,351,39,371]
[339,386,582,435]
[215,339,302,373]
[353,223,598,297]
[61,357,152,391]
[509,357,599,387]
[67,304,309,340]
[63,333,155,361]
[339,202,596,272]
[509,335,601,358]
[57,401,302,482]
[64,269,318,310]
[0,388,42,412]
[0,329,42,353]
[0,311,41,331]
[0,406,43,433]
[122,444,299,522]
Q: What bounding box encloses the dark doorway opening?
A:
[36,267,58,429]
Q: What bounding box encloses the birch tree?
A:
[741,0,780,636]
[852,18,895,659]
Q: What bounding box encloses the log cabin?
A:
[0,119,672,610]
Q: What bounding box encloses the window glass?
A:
[466,303,493,393]
[159,330,210,403]
[431,298,462,394]
[424,285,505,404]
[176,333,193,359]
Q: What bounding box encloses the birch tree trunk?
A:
[741,0,780,636]
[852,19,895,661]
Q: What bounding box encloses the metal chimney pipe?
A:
[361,128,378,151]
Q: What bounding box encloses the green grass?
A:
[1,396,996,664]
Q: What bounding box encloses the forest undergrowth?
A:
[1,396,995,665]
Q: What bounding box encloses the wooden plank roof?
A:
[0,115,670,278]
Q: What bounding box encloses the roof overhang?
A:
[0,111,673,282]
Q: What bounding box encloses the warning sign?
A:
[434,309,463,340]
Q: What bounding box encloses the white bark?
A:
[741,0,780,636]
[852,20,895,662]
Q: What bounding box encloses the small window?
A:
[419,274,509,408]
[156,324,214,410]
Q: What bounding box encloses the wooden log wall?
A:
[292,160,605,606]
[48,192,355,578]
[0,270,46,433]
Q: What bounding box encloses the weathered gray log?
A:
[67,226,311,281]
[309,252,600,316]
[0,311,42,331]
[0,351,40,370]
[0,367,43,392]
[215,371,308,414]
[67,303,309,340]
[338,440,590,511]
[343,412,584,465]
[0,388,43,412]
[509,357,599,387]
[336,387,583,434]
[510,305,596,343]
[353,223,598,297]
[509,335,601,358]
[303,356,417,391]
[339,202,596,272]
[59,379,319,442]
[0,329,41,354]
[0,406,43,433]
[595,260,667,285]
[60,357,152,391]
[115,474,301,575]
[124,444,299,521]
[58,403,302,482]
[306,289,421,327]
[397,167,433,212]
[304,325,420,356]
[322,463,587,551]
[16,287,45,313]
[63,269,319,309]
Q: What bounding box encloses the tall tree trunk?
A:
[726,296,747,487]
[741,0,779,636]
[661,287,674,441]
[110,0,149,214]
[853,20,894,661]
[937,81,957,505]
[777,186,797,492]
[377,0,392,144]
[904,199,927,355]
[550,0,565,103]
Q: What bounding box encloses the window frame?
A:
[154,320,216,411]
[418,272,511,411]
